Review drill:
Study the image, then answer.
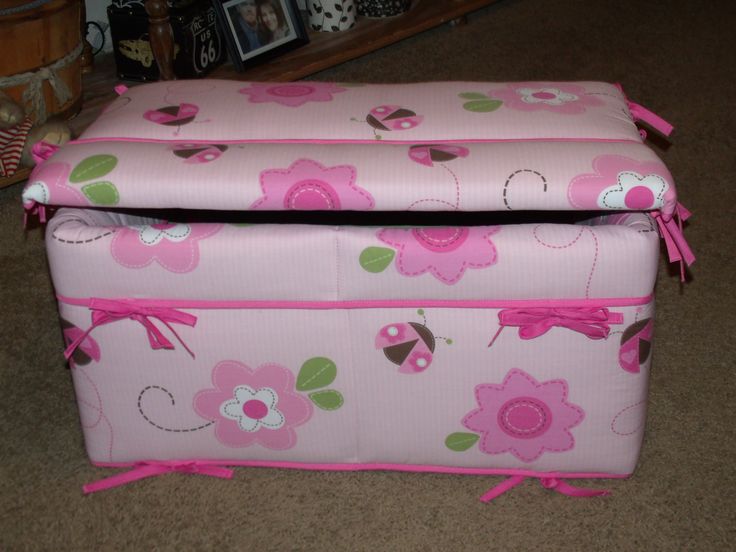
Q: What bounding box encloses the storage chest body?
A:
[24,80,690,497]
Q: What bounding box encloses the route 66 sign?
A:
[190,7,223,74]
[109,0,223,81]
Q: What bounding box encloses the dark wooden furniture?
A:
[143,0,500,82]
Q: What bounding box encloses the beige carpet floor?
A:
[1,0,735,549]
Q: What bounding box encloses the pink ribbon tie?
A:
[480,476,610,502]
[627,101,674,137]
[652,202,695,282]
[64,298,197,360]
[83,461,234,494]
[488,307,623,347]
[31,140,61,165]
[23,203,47,227]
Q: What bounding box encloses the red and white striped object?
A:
[0,117,33,177]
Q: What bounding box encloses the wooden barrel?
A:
[0,0,82,122]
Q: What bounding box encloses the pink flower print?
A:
[490,82,603,114]
[22,162,85,209]
[377,226,500,285]
[220,387,285,433]
[239,82,347,107]
[377,323,407,345]
[406,350,432,373]
[193,360,313,449]
[111,222,222,273]
[252,158,374,211]
[462,369,584,462]
[567,155,676,213]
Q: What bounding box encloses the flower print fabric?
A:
[252,159,374,211]
[567,155,675,213]
[462,369,584,462]
[111,222,222,273]
[490,82,604,114]
[377,226,500,285]
[22,162,85,209]
[239,82,347,107]
[193,360,312,449]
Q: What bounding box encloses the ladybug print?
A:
[619,318,653,373]
[375,309,451,374]
[172,144,228,164]
[359,105,423,139]
[144,103,199,128]
[408,144,469,167]
[61,319,101,366]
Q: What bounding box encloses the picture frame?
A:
[212,0,309,72]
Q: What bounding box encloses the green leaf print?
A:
[70,155,118,183]
[81,182,120,205]
[297,357,337,391]
[308,389,344,411]
[463,99,503,113]
[458,92,488,100]
[359,247,395,273]
[445,432,480,451]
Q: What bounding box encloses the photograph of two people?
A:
[226,0,296,58]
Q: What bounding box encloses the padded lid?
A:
[23,80,678,217]
[79,80,640,143]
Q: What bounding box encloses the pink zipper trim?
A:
[85,459,627,496]
[70,136,643,146]
[57,294,653,310]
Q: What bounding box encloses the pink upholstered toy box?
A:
[23,80,694,499]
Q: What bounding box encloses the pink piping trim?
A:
[90,459,630,479]
[69,136,642,146]
[57,294,653,310]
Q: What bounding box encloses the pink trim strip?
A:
[83,461,233,494]
[540,477,611,498]
[487,307,624,346]
[57,294,653,310]
[480,476,610,502]
[652,203,695,281]
[70,136,643,147]
[64,298,197,360]
[627,101,674,137]
[480,475,526,502]
[91,459,630,479]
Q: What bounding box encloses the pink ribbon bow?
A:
[83,461,234,494]
[64,298,197,360]
[488,307,623,347]
[31,139,61,165]
[627,100,674,137]
[651,202,695,282]
[480,475,610,502]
